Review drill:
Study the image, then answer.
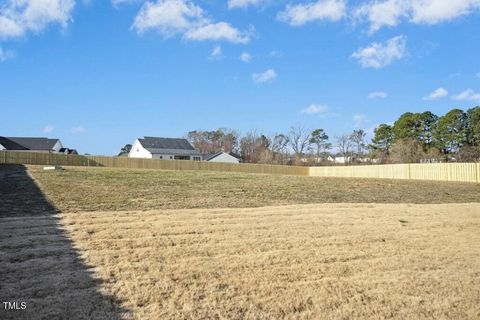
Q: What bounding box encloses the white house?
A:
[129,136,202,161]
[327,155,352,164]
[0,137,63,152]
[203,152,241,164]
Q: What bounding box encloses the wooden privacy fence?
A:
[0,151,309,176]
[309,163,480,183]
[1,151,479,183]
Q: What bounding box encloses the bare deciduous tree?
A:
[336,134,352,165]
[187,128,239,154]
[271,133,289,164]
[288,126,311,161]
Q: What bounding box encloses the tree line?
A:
[371,106,480,163]
[118,106,479,165]
[186,127,369,165]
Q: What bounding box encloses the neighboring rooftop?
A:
[138,137,200,155]
[0,137,60,151]
[0,137,28,150]
[204,151,242,161]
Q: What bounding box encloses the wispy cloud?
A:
[268,50,282,58]
[112,0,141,8]
[453,89,480,102]
[43,125,54,133]
[353,113,367,127]
[368,91,387,99]
[301,104,329,115]
[71,126,86,134]
[209,45,222,60]
[0,47,13,62]
[228,0,266,9]
[240,52,251,62]
[278,0,346,26]
[424,87,448,100]
[252,69,277,84]
[352,35,406,69]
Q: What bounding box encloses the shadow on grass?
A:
[0,164,129,320]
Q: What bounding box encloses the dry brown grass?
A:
[62,204,479,319]
[28,165,480,213]
[1,164,480,319]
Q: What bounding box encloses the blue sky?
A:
[1,0,480,155]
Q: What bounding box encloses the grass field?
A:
[1,164,480,319]
[27,165,480,212]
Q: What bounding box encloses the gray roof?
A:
[0,137,28,150]
[204,152,242,161]
[1,137,60,151]
[203,152,223,161]
[138,137,201,155]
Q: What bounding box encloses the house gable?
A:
[128,139,153,159]
[204,152,240,164]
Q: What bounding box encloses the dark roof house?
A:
[0,137,63,152]
[129,137,201,160]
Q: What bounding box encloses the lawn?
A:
[26,165,480,213]
[1,164,480,319]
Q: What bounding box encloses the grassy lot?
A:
[28,165,480,212]
[1,164,480,319]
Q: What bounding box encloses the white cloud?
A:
[453,89,480,102]
[71,125,86,134]
[43,125,54,133]
[0,0,75,39]
[368,91,387,99]
[353,0,408,33]
[353,113,367,127]
[301,104,329,115]
[252,68,277,83]
[278,0,346,26]
[228,0,265,9]
[240,52,251,62]
[132,0,251,43]
[354,0,480,33]
[424,87,448,100]
[352,35,406,69]
[209,45,222,59]
[132,0,205,36]
[184,22,251,43]
[410,0,480,25]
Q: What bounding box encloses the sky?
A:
[1,0,480,155]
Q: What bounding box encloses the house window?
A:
[170,156,173,159]
[159,156,163,159]
[174,155,190,160]
[193,156,201,161]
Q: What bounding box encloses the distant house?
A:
[327,155,352,164]
[129,136,202,161]
[59,148,78,155]
[203,152,241,164]
[0,137,63,152]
